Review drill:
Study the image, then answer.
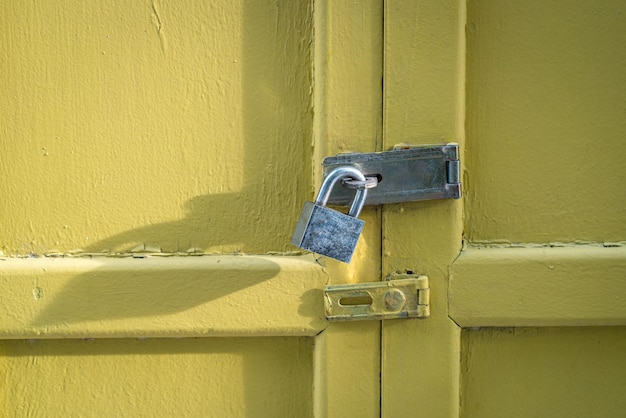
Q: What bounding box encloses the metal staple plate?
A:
[324,275,430,321]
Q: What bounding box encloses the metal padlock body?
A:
[292,167,367,263]
[292,201,365,263]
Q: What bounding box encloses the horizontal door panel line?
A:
[0,255,327,339]
[449,246,626,327]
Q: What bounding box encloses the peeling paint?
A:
[150,0,167,52]
[32,287,43,300]
[466,240,626,249]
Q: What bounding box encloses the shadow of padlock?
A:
[291,166,368,263]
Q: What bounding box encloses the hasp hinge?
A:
[324,273,430,322]
[444,149,461,199]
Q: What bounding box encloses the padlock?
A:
[291,166,368,263]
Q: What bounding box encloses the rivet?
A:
[383,289,406,311]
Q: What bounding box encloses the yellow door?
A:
[383,1,626,417]
[4,1,625,417]
[0,1,383,416]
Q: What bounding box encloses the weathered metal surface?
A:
[324,275,430,321]
[292,202,365,263]
[322,143,461,206]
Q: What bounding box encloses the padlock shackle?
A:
[315,166,368,218]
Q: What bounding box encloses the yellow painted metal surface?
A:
[0,255,326,339]
[465,0,626,243]
[0,1,331,416]
[0,0,313,255]
[312,1,383,416]
[450,246,626,327]
[0,337,313,417]
[461,327,626,418]
[1,0,390,416]
[8,0,624,415]
[456,1,626,417]
[383,1,625,417]
[382,1,465,416]
[314,323,380,418]
[313,0,383,285]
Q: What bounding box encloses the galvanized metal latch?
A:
[324,273,430,321]
[322,143,461,206]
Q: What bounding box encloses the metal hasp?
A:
[324,274,430,321]
[322,143,461,206]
